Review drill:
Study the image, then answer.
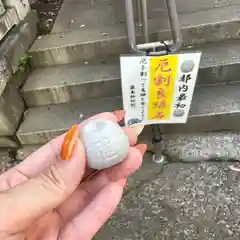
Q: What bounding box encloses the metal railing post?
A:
[124,0,183,55]
[125,0,145,54]
[136,0,143,26]
[124,0,183,164]
[140,0,149,43]
[165,0,182,52]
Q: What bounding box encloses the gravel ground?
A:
[30,0,63,35]
[96,153,240,240]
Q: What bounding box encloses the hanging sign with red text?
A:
[120,52,202,126]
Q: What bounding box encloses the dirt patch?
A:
[30,0,64,35]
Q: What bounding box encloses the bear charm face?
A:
[80,119,129,170]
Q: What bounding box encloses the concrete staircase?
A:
[14,0,240,159]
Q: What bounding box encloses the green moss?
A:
[16,55,31,73]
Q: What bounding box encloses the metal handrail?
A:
[139,0,149,43]
[136,0,143,26]
[125,0,183,55]
[125,0,145,54]
[124,0,183,164]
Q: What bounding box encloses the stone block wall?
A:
[0,0,37,150]
[0,0,4,15]
[3,0,30,20]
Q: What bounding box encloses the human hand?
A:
[0,110,146,240]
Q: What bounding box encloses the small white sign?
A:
[120,52,202,126]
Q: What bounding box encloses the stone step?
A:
[28,5,240,68]
[133,0,240,18]
[17,82,240,145]
[22,40,240,107]
[51,0,240,33]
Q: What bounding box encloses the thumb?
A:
[0,127,86,233]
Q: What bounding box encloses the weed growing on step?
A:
[16,55,31,73]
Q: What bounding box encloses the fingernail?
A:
[131,124,144,136]
[60,124,79,161]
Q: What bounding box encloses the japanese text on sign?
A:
[139,57,148,120]
[120,52,202,126]
[148,56,178,121]
[129,85,136,109]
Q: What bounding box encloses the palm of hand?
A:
[0,111,145,240]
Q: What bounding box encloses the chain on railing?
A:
[124,0,183,164]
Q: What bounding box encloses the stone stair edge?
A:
[23,39,240,91]
[16,82,240,145]
[27,4,240,67]
[21,39,240,107]
[51,0,240,34]
[30,4,240,50]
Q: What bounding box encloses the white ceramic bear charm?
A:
[79,119,129,170]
